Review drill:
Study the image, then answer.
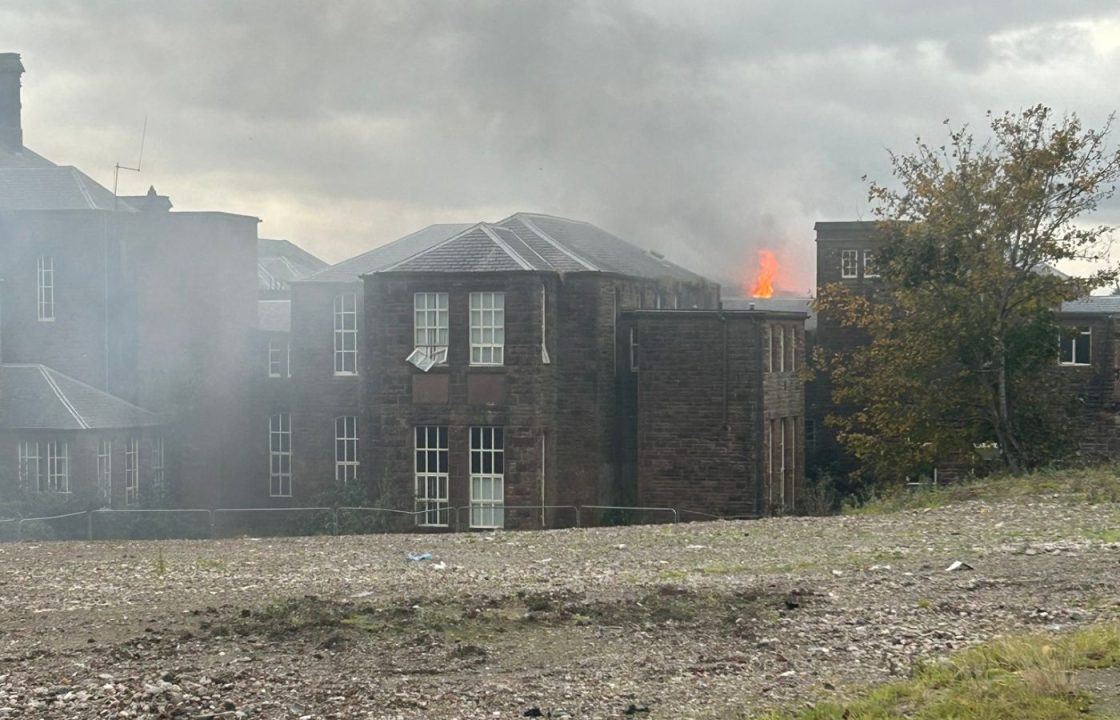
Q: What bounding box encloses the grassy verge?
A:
[847,464,1120,515]
[757,624,1120,720]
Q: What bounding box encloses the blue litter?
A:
[407,552,432,562]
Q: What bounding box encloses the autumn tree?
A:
[818,105,1120,479]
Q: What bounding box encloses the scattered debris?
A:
[407,552,432,562]
[945,560,974,572]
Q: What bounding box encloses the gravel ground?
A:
[1,497,1118,719]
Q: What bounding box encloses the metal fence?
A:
[0,503,758,543]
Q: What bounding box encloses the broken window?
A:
[1059,326,1091,366]
[333,293,358,375]
[269,413,291,497]
[470,291,504,366]
[268,338,288,378]
[863,250,879,278]
[840,249,859,279]
[335,416,359,485]
[415,425,449,527]
[470,426,504,528]
[37,255,54,321]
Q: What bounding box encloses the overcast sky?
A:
[3,1,1120,293]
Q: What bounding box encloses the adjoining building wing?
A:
[307,223,474,283]
[0,166,128,212]
[0,364,163,430]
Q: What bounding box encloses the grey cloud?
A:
[1,0,1119,288]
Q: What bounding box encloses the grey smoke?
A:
[2,0,1118,292]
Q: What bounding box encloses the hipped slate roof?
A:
[368,213,706,281]
[258,238,329,290]
[0,364,164,430]
[0,166,131,212]
[308,223,474,282]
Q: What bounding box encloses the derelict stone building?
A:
[0,52,260,508]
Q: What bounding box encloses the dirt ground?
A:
[1,497,1118,718]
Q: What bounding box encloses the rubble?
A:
[0,497,1117,717]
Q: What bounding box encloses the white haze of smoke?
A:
[1,1,1119,293]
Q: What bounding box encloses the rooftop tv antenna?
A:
[113,116,147,209]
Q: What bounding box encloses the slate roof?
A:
[258,299,292,332]
[258,238,328,291]
[370,213,707,281]
[0,166,131,212]
[0,143,56,170]
[0,364,164,430]
[1061,296,1120,314]
[307,223,473,282]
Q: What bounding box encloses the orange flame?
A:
[750,249,779,298]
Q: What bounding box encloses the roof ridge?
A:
[495,224,553,270]
[515,215,599,271]
[480,224,535,271]
[42,363,161,418]
[380,223,487,272]
[69,167,97,210]
[38,365,91,430]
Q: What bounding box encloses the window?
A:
[335,416,359,484]
[18,441,41,492]
[268,339,289,378]
[763,325,772,373]
[629,327,639,372]
[415,426,449,526]
[785,326,796,372]
[777,324,786,372]
[45,441,69,493]
[414,292,449,361]
[125,438,139,506]
[540,285,551,364]
[97,440,112,504]
[37,255,54,321]
[469,291,505,365]
[151,437,165,496]
[269,413,292,497]
[470,426,504,528]
[805,419,817,457]
[863,250,879,278]
[1060,326,1092,366]
[840,249,859,279]
[333,293,358,375]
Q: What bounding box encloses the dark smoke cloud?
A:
[2,0,1118,292]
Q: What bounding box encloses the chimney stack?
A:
[0,53,25,150]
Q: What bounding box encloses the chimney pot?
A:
[0,52,25,151]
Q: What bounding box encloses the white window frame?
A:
[97,439,112,504]
[268,338,288,378]
[415,425,450,527]
[785,325,796,372]
[269,413,292,497]
[413,292,449,361]
[1059,326,1092,367]
[777,324,786,373]
[629,327,639,372]
[863,250,879,278]
[18,441,41,492]
[151,437,165,495]
[333,293,358,376]
[469,291,505,366]
[469,426,505,529]
[125,438,140,506]
[37,255,54,321]
[335,416,359,484]
[45,441,69,493]
[540,285,551,364]
[840,249,859,279]
[763,325,772,374]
